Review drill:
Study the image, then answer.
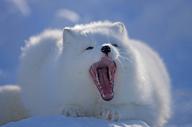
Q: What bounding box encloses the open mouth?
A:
[89,57,116,101]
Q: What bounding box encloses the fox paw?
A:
[62,105,83,117]
[96,107,120,121]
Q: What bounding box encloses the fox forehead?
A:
[62,21,127,48]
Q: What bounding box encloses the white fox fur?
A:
[0,21,171,127]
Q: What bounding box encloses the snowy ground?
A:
[1,116,149,127]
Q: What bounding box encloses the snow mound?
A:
[1,116,149,127]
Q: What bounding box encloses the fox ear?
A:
[63,27,78,45]
[112,22,125,33]
[63,27,74,42]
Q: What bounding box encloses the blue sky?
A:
[0,0,192,126]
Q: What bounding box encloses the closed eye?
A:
[112,44,119,48]
[85,46,94,50]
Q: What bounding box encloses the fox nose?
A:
[101,45,111,55]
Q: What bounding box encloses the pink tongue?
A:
[89,56,116,101]
[98,68,109,86]
[97,67,113,98]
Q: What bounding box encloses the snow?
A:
[1,116,149,127]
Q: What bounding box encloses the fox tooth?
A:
[109,71,112,81]
[96,73,100,85]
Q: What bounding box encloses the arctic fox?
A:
[17,21,171,127]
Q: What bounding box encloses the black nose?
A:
[101,45,111,55]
